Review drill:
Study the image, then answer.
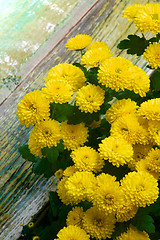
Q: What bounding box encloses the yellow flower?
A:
[55,169,64,179]
[17,90,50,127]
[145,148,160,173]
[138,98,160,121]
[83,206,116,239]
[90,173,123,215]
[81,47,112,68]
[28,131,43,158]
[143,42,160,69]
[110,114,150,145]
[106,99,138,124]
[65,171,95,204]
[63,165,77,178]
[66,34,92,50]
[135,158,159,180]
[120,171,159,207]
[99,136,133,167]
[75,84,105,114]
[88,41,111,51]
[115,225,150,240]
[71,146,104,172]
[45,63,86,91]
[42,79,73,103]
[122,4,145,21]
[98,57,133,92]
[134,3,160,33]
[56,225,90,240]
[66,206,84,228]
[61,121,89,150]
[148,120,160,146]
[57,177,74,205]
[29,119,61,149]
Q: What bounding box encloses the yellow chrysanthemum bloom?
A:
[75,84,105,114]
[128,143,153,170]
[116,225,150,240]
[88,40,111,50]
[106,99,138,124]
[110,114,150,145]
[134,3,160,33]
[66,206,84,228]
[63,165,78,178]
[120,171,159,207]
[66,34,92,50]
[45,63,86,91]
[135,158,159,180]
[83,206,116,239]
[55,225,90,240]
[65,171,95,204]
[122,4,144,21]
[98,56,133,92]
[29,119,61,149]
[90,173,123,215]
[17,90,50,127]
[128,66,150,97]
[145,148,160,173]
[57,177,74,205]
[99,136,133,167]
[28,131,43,158]
[61,121,89,150]
[71,146,104,172]
[138,98,160,121]
[81,47,112,68]
[42,79,73,103]
[143,42,160,69]
[148,120,160,146]
[55,169,64,179]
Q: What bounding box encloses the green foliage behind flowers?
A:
[17,3,160,240]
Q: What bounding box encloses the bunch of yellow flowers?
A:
[17,3,160,240]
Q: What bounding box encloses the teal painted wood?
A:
[0,0,156,239]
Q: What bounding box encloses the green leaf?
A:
[56,140,64,152]
[18,145,36,162]
[117,34,149,56]
[131,208,155,233]
[50,103,74,122]
[49,191,61,217]
[33,157,53,177]
[42,146,59,163]
[150,71,160,91]
[111,222,129,239]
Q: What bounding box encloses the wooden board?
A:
[0,0,156,239]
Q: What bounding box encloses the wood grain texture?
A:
[0,0,156,239]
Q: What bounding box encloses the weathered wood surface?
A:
[0,0,156,239]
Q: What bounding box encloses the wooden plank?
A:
[0,0,156,239]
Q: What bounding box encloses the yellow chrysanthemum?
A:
[66,34,92,50]
[134,3,160,33]
[61,121,89,150]
[75,84,105,114]
[138,98,160,121]
[83,206,116,239]
[28,131,43,158]
[71,146,104,172]
[55,169,64,179]
[45,63,86,91]
[88,41,111,51]
[63,165,78,178]
[99,136,133,167]
[143,42,160,69]
[55,225,90,240]
[110,114,150,145]
[122,4,145,21]
[106,99,138,124]
[97,57,133,92]
[148,120,160,146]
[145,148,160,173]
[42,79,73,103]
[65,171,95,204]
[57,177,74,205]
[17,90,50,127]
[128,143,153,170]
[135,158,159,180]
[116,225,150,240]
[66,206,84,228]
[120,171,159,207]
[29,119,61,149]
[90,173,123,215]
[81,47,112,68]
